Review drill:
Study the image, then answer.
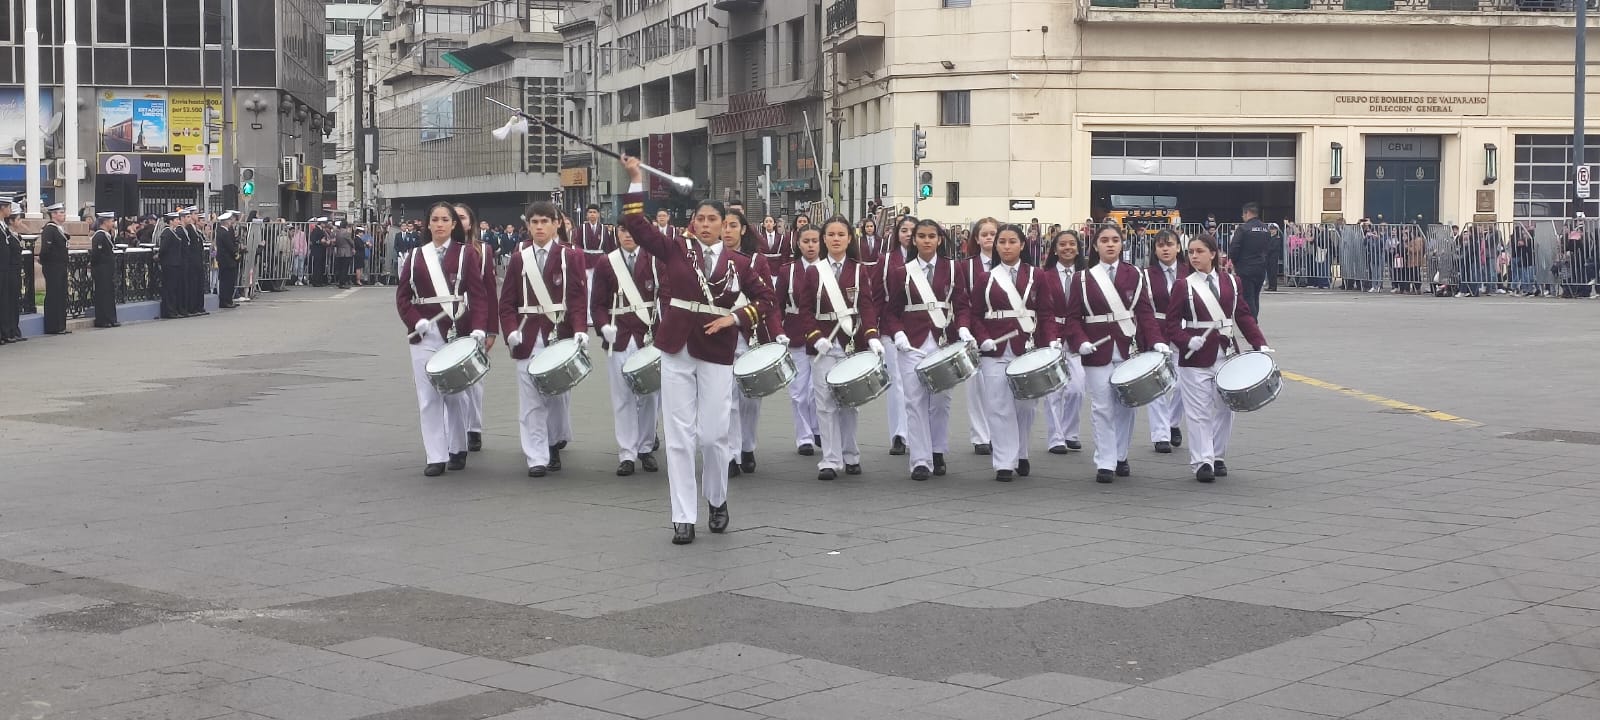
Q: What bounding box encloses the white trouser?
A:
[409,334,471,463]
[515,339,570,468]
[725,336,762,459]
[466,381,485,433]
[967,370,991,445]
[661,348,732,524]
[1146,353,1185,442]
[788,347,819,447]
[584,268,597,328]
[812,350,860,470]
[1178,362,1234,470]
[549,339,575,444]
[1085,357,1135,471]
[980,353,1037,471]
[607,338,660,462]
[1044,353,1085,446]
[882,341,907,441]
[898,337,952,471]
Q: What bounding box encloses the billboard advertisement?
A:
[0,88,57,158]
[99,90,170,153]
[168,90,222,156]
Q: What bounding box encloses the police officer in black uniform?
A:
[39,202,71,334]
[308,218,329,286]
[90,211,121,327]
[1229,201,1275,318]
[158,210,188,319]
[183,208,210,316]
[214,210,241,308]
[0,194,23,344]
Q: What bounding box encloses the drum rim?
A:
[425,339,481,371]
[621,348,661,372]
[1006,347,1064,375]
[735,343,790,372]
[917,343,971,367]
[1110,351,1167,381]
[1216,353,1277,391]
[527,339,584,373]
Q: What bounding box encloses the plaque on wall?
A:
[1475,189,1496,214]
[1322,187,1343,213]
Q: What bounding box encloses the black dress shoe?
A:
[1171,427,1183,448]
[974,443,992,455]
[1196,463,1215,483]
[933,453,947,476]
[727,459,742,478]
[1154,441,1172,454]
[554,439,568,450]
[911,466,931,481]
[672,523,696,545]
[424,463,446,477]
[617,460,635,476]
[1017,459,1031,477]
[447,452,467,471]
[1049,445,1068,455]
[1066,440,1082,451]
[740,451,756,474]
[818,468,837,481]
[996,469,1014,482]
[1214,460,1228,477]
[708,503,729,533]
[844,463,862,475]
[47,330,71,335]
[890,435,907,455]
[195,310,210,316]
[814,434,822,446]
[1115,460,1131,477]
[639,453,658,472]
[468,431,483,452]
[529,466,547,477]
[547,446,562,471]
[111,322,121,327]
[1096,469,1114,484]
[797,443,815,456]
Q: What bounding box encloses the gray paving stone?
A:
[659,643,799,673]
[1247,682,1390,716]
[653,705,768,720]
[664,675,765,701]
[942,672,1008,688]
[324,637,421,660]
[1348,698,1506,720]
[1516,642,1600,671]
[278,658,484,707]
[1409,677,1558,714]
[375,646,473,670]
[1461,660,1600,693]
[989,673,1130,705]
[1145,667,1290,701]
[1519,694,1600,720]
[1190,701,1340,720]
[1081,687,1230,720]
[535,677,640,705]
[488,701,632,720]
[479,666,578,693]
[590,689,702,718]
[915,688,1063,720]
[1304,664,1446,696]
[427,656,525,682]
[702,691,769,709]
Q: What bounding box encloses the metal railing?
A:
[825,0,857,36]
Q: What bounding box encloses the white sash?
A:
[1189,273,1235,341]
[1089,263,1137,338]
[816,260,857,338]
[418,242,460,319]
[607,250,653,325]
[519,244,563,323]
[906,259,948,329]
[987,265,1036,335]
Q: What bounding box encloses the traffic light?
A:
[913,124,928,166]
[203,106,221,148]
[239,167,256,196]
[918,170,933,200]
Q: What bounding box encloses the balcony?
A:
[826,0,857,35]
[1086,0,1599,23]
[824,0,885,49]
[564,69,590,93]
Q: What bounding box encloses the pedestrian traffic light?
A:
[913,124,928,166]
[918,170,933,200]
[240,167,256,196]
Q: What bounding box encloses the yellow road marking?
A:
[1280,371,1482,427]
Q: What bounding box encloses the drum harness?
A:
[606,248,659,352]
[668,235,739,320]
[1078,264,1150,353]
[410,240,471,342]
[814,258,862,353]
[984,263,1038,352]
[514,242,569,348]
[904,257,953,335]
[1182,271,1238,360]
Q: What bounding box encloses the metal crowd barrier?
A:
[118,247,161,305]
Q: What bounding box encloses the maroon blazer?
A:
[796,256,882,354]
[882,255,959,349]
[620,193,776,365]
[589,248,661,353]
[745,252,784,343]
[1041,262,1082,334]
[577,223,616,259]
[475,244,500,337]
[1163,271,1267,368]
[758,231,792,274]
[396,241,491,344]
[968,262,1057,358]
[774,260,812,349]
[498,241,588,360]
[1061,261,1164,367]
[857,233,888,266]
[1144,261,1189,323]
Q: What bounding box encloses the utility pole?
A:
[828,52,842,218]
[354,23,367,224]
[368,83,379,224]
[64,0,80,216]
[23,0,40,217]
[1576,0,1589,218]
[221,0,238,212]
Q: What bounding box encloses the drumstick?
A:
[1184,328,1215,360]
[408,310,451,340]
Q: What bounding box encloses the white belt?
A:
[1183,319,1235,330]
[816,310,857,321]
[1153,312,1167,320]
[584,249,604,254]
[519,303,566,314]
[414,295,461,304]
[784,305,800,315]
[1053,316,1066,324]
[669,298,733,316]
[906,302,951,312]
[984,310,1034,320]
[1083,310,1133,324]
[609,302,654,316]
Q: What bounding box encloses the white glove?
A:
[958,327,974,343]
[1187,335,1205,353]
[1258,345,1275,354]
[775,334,790,345]
[601,324,618,345]
[814,338,833,354]
[507,330,524,347]
[1050,339,1062,350]
[413,318,435,337]
[894,331,913,353]
[868,338,885,356]
[574,332,589,346]
[470,329,486,343]
[1078,342,1095,356]
[1153,343,1171,355]
[979,339,997,353]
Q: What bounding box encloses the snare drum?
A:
[825,352,891,407]
[1004,347,1069,400]
[914,341,978,393]
[620,344,661,395]
[526,338,592,396]
[734,342,797,398]
[1215,351,1281,412]
[425,337,490,395]
[1108,350,1175,408]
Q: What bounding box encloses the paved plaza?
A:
[2,287,1599,720]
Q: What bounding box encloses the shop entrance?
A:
[1364,135,1440,225]
[1089,132,1298,224]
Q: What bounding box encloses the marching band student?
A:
[874,216,913,457]
[578,204,617,328]
[1062,224,1170,484]
[959,218,999,455]
[592,225,661,476]
[884,218,957,480]
[858,218,883,266]
[777,225,823,457]
[1165,234,1271,483]
[455,203,498,454]
[721,209,786,477]
[968,224,1057,482]
[797,216,885,481]
[618,156,777,545]
[500,201,588,477]
[759,215,791,285]
[1144,229,1187,454]
[397,201,492,477]
[1043,229,1087,454]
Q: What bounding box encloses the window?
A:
[943,0,972,6]
[946,182,960,206]
[131,0,163,47]
[522,77,562,173]
[672,6,706,52]
[1514,134,1600,220]
[166,0,200,47]
[642,21,671,62]
[599,93,613,126]
[97,0,129,44]
[939,90,970,126]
